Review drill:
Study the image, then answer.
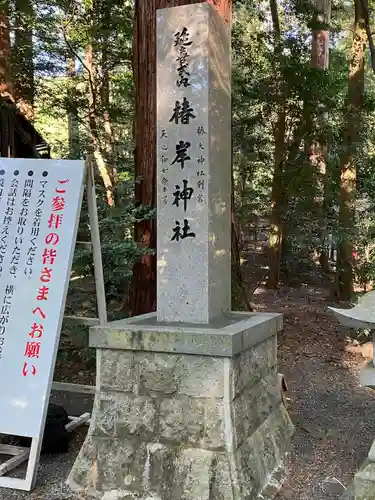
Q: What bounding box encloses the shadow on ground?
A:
[253,285,375,500]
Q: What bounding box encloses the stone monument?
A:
[68,3,294,499]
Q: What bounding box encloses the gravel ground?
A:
[1,392,92,500]
[252,285,375,500]
[1,284,373,499]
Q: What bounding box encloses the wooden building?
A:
[0,97,50,159]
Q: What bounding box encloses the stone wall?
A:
[69,333,294,499]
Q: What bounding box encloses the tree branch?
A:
[61,9,99,116]
[61,28,98,116]
[360,0,375,73]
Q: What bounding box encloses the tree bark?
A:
[311,0,331,70]
[335,0,366,301]
[0,0,13,100]
[85,44,114,207]
[359,0,375,73]
[128,0,245,316]
[99,0,116,180]
[266,0,286,289]
[231,167,252,310]
[310,0,331,272]
[67,55,80,158]
[12,0,34,121]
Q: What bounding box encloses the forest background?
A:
[1,0,374,326]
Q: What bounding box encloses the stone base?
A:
[68,312,294,499]
[350,436,375,499]
[354,460,375,500]
[359,362,375,389]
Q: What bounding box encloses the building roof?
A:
[0,97,50,159]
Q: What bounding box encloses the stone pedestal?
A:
[68,312,294,499]
[354,460,375,499]
[352,381,375,500]
[359,362,375,389]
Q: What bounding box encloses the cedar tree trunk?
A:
[335,0,366,301]
[266,0,286,289]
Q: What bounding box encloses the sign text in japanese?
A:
[0,159,85,438]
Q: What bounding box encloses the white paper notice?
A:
[0,158,85,438]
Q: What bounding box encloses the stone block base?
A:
[68,312,294,499]
[359,362,375,389]
[350,437,375,499]
[354,460,375,500]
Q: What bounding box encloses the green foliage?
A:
[29,0,139,305]
[73,178,155,300]
[8,0,375,302]
[232,0,375,291]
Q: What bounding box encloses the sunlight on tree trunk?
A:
[100,0,116,182]
[85,44,114,207]
[310,0,331,273]
[311,0,331,70]
[335,0,366,301]
[266,0,286,289]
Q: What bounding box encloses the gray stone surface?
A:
[232,371,280,448]
[137,351,225,398]
[99,350,134,392]
[231,336,277,395]
[354,460,375,500]
[350,427,375,499]
[90,311,283,357]
[69,326,294,500]
[91,393,157,440]
[329,290,375,330]
[156,3,231,324]
[360,362,375,389]
[369,439,375,463]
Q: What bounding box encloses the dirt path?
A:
[252,285,375,499]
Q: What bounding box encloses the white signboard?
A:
[0,158,84,441]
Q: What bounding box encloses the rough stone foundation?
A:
[68,313,294,499]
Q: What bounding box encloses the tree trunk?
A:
[13,0,34,121]
[231,167,252,310]
[67,56,80,158]
[335,0,366,301]
[99,0,116,181]
[311,0,331,70]
[310,0,331,272]
[128,0,246,316]
[85,44,114,207]
[0,0,13,100]
[266,0,286,289]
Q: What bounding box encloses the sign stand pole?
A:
[86,157,107,327]
[51,157,107,395]
[0,158,107,491]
